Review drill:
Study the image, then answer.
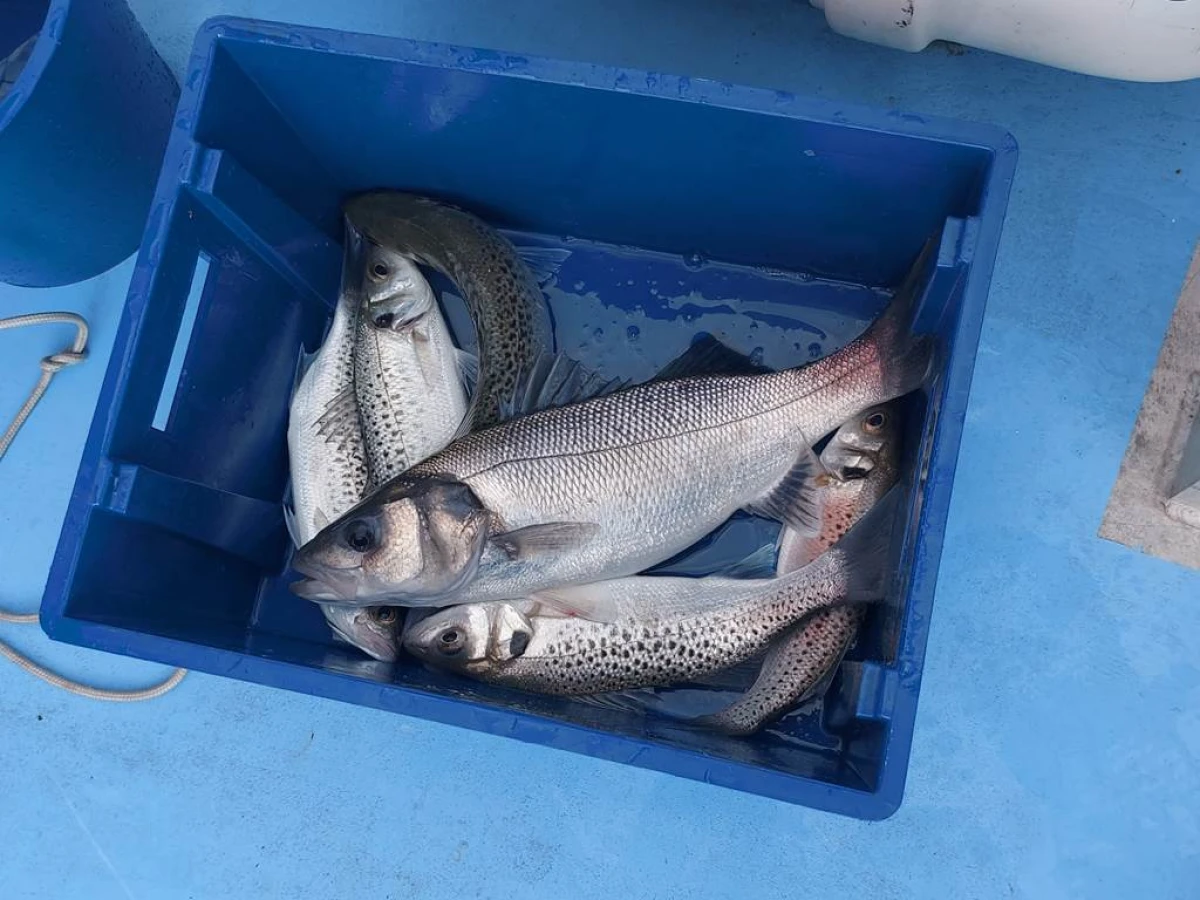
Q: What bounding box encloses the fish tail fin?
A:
[864,237,939,398]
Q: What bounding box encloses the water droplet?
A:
[592,327,604,340]
[683,252,706,270]
[626,326,640,341]
[750,348,765,366]
[808,342,822,358]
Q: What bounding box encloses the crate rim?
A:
[40,15,1019,820]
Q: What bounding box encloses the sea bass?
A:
[702,402,903,735]
[292,241,935,613]
[344,228,471,486]
[403,497,891,695]
[287,228,369,546]
[286,224,404,661]
[343,192,556,431]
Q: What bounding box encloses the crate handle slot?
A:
[151,252,210,432]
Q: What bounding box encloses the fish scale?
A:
[407,332,914,606]
[404,516,887,695]
[703,402,902,734]
[352,273,466,487]
[293,240,933,609]
[344,192,555,430]
[288,277,367,540]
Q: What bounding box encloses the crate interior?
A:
[61,33,996,796]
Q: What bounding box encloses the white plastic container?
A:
[812,0,1200,82]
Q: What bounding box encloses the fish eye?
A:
[863,411,887,433]
[369,262,389,281]
[437,628,465,655]
[369,607,398,625]
[342,518,378,554]
[373,311,395,329]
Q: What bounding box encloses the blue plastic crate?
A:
[41,17,1016,819]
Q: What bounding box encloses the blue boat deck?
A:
[2,2,1198,897]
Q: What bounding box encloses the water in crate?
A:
[273,191,934,739]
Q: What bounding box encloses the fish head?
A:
[403,602,534,675]
[292,478,492,605]
[357,240,436,330]
[323,605,403,662]
[819,403,900,481]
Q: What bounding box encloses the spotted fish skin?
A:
[343,192,554,431]
[293,241,933,610]
[403,536,883,696]
[703,402,902,735]
[287,251,368,545]
[350,247,467,488]
[286,231,389,658]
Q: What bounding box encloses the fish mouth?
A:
[329,624,400,663]
[291,572,360,603]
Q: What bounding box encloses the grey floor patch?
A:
[1101,242,1200,569]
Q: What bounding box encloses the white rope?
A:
[0,311,186,701]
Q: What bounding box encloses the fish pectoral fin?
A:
[490,521,600,560]
[455,349,480,396]
[651,334,771,382]
[516,245,571,287]
[313,507,332,532]
[283,503,304,548]
[528,585,621,624]
[711,543,778,579]
[745,444,825,537]
[313,386,360,451]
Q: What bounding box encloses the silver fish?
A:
[343,192,556,431]
[702,402,902,735]
[345,232,471,486]
[287,225,402,661]
[323,605,403,663]
[402,499,891,695]
[292,241,935,613]
[287,229,368,545]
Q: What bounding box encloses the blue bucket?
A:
[0,0,178,287]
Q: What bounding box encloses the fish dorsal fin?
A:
[745,444,824,537]
[515,245,571,288]
[313,386,360,453]
[652,334,771,383]
[451,351,626,440]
